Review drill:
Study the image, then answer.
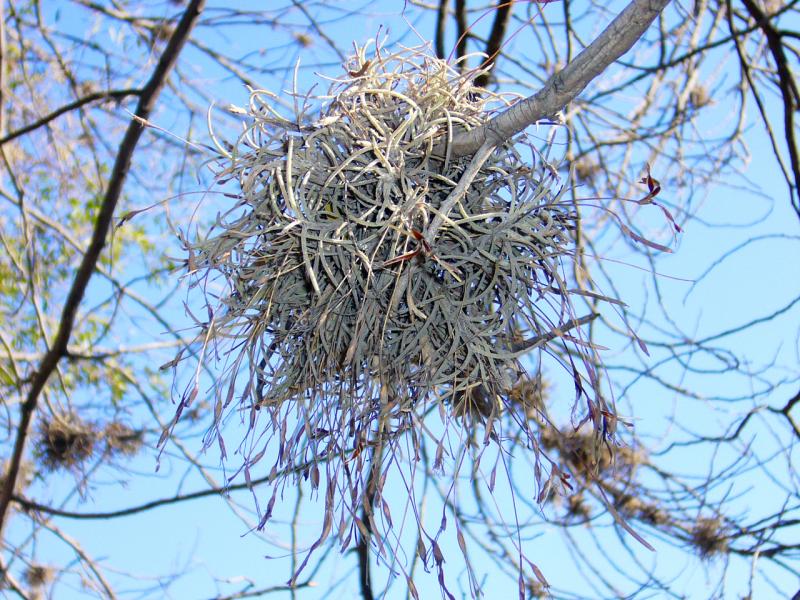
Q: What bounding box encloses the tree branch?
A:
[454,0,469,68]
[10,455,322,520]
[435,0,449,59]
[357,446,382,600]
[474,0,513,88]
[0,89,142,147]
[0,0,206,540]
[449,0,671,156]
[740,0,800,219]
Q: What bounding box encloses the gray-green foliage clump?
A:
[168,42,614,591]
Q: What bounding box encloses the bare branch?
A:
[454,0,469,67]
[449,0,671,156]
[435,0,449,59]
[0,89,142,147]
[474,0,514,88]
[740,0,800,218]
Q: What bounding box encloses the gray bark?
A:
[449,0,672,157]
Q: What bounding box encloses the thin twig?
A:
[0,89,142,147]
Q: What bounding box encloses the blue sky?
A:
[7,1,800,598]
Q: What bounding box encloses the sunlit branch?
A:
[448,0,671,156]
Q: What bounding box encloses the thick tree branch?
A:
[449,0,671,156]
[454,0,469,68]
[0,0,206,539]
[435,0,449,59]
[740,0,800,219]
[474,0,513,88]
